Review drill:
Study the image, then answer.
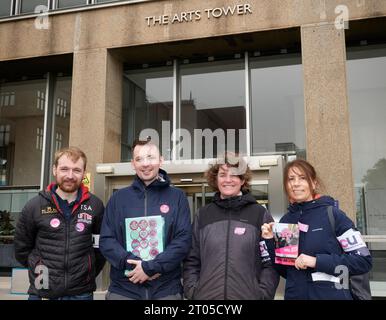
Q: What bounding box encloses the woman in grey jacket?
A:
[183,153,279,300]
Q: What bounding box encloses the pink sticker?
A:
[149,229,157,238]
[75,222,85,232]
[139,220,148,230]
[298,222,309,232]
[50,218,60,228]
[149,239,158,248]
[160,204,170,214]
[150,248,159,257]
[139,230,148,239]
[149,219,157,229]
[140,240,148,248]
[131,239,140,249]
[130,221,138,230]
[234,227,246,235]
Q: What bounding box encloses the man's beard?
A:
[57,179,81,193]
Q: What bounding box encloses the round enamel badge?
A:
[50,218,60,228]
[160,204,169,214]
[75,222,85,232]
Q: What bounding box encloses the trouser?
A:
[28,292,93,300]
[105,291,182,300]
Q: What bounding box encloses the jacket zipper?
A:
[64,218,70,290]
[144,189,148,217]
[224,209,231,300]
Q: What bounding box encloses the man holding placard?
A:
[100,139,192,300]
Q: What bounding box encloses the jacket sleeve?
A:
[265,238,288,279]
[92,197,106,276]
[315,207,372,276]
[183,211,201,299]
[258,210,280,299]
[142,191,192,276]
[99,195,138,271]
[14,200,37,267]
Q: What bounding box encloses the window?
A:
[20,0,49,14]
[250,55,305,156]
[347,47,386,237]
[122,67,173,161]
[0,92,15,107]
[36,127,44,151]
[55,132,63,151]
[0,79,46,186]
[122,54,304,161]
[37,90,45,110]
[0,125,11,147]
[180,59,246,159]
[56,0,88,9]
[0,0,12,17]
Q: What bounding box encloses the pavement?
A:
[0,277,107,300]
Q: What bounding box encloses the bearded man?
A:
[14,146,105,300]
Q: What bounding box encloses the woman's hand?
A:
[261,222,275,239]
[295,253,316,270]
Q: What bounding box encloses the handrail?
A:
[363,235,386,243]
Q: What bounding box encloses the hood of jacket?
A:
[287,195,336,214]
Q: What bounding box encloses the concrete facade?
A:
[1,0,386,219]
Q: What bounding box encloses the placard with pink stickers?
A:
[125,215,165,261]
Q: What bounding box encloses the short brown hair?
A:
[54,146,87,170]
[205,152,251,193]
[131,137,159,154]
[283,159,324,198]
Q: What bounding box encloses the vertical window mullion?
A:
[172,59,180,161]
[244,51,251,157]
[40,72,56,189]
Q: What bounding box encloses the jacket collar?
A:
[288,195,336,214]
[132,168,170,191]
[44,183,90,214]
[213,191,256,210]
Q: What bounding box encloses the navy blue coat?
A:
[99,169,192,299]
[266,195,372,300]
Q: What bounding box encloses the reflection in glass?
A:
[57,0,87,9]
[96,0,119,3]
[47,76,72,182]
[0,79,46,186]
[20,0,48,14]
[122,67,173,161]
[181,60,246,159]
[250,55,305,156]
[347,48,386,238]
[0,0,12,17]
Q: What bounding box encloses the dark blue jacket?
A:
[99,169,192,299]
[266,195,372,300]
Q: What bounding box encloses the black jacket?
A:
[14,183,105,299]
[183,192,279,300]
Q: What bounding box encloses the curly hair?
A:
[205,152,252,193]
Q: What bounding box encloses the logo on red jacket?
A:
[50,218,60,228]
[75,222,85,232]
[77,212,93,224]
[160,204,170,214]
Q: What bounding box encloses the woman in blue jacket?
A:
[262,159,372,300]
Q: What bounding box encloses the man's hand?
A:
[126,260,150,284]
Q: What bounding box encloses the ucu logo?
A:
[339,235,360,248]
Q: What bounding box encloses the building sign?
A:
[145,3,252,27]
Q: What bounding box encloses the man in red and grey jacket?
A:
[14,146,105,300]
